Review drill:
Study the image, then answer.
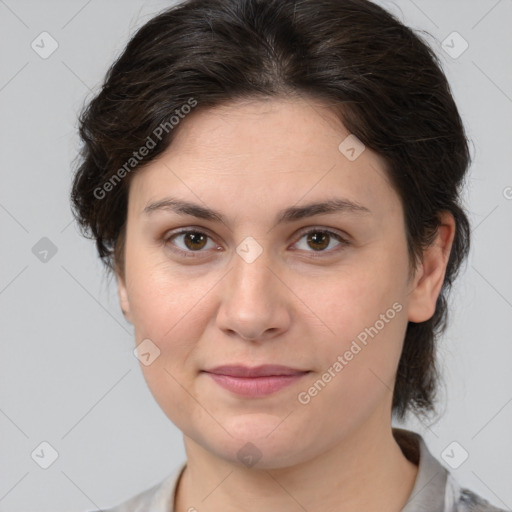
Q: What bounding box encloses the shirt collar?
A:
[149,428,448,512]
[394,428,449,512]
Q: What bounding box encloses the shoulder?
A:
[90,464,186,512]
[445,473,508,512]
[393,429,507,512]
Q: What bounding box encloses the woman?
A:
[71,0,506,510]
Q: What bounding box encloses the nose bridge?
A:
[216,242,289,340]
[229,244,277,305]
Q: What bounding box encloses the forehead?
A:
[128,96,401,222]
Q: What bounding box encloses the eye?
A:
[292,229,349,255]
[163,227,350,259]
[164,229,219,256]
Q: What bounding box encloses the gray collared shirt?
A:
[96,429,507,512]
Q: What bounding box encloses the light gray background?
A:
[0,0,511,511]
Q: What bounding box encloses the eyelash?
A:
[162,227,350,259]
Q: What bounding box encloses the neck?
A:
[175,415,418,512]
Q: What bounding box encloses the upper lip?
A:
[203,365,309,377]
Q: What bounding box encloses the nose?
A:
[215,249,291,342]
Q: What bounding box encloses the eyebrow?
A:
[142,196,371,224]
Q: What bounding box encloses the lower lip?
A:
[204,372,308,397]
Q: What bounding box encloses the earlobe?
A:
[407,212,456,323]
[116,273,133,324]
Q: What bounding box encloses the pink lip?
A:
[202,365,310,397]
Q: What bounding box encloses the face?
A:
[117,96,444,469]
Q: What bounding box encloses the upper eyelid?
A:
[295,226,348,240]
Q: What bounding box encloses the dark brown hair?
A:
[71,0,471,420]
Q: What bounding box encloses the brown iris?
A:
[307,231,330,251]
[183,232,208,250]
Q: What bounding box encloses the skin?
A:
[116,96,455,512]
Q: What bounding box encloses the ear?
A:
[116,272,133,324]
[407,211,456,323]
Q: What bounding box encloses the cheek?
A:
[125,266,214,428]
[293,247,410,397]
[299,253,408,345]
[128,267,212,348]
[294,273,408,439]
[125,233,211,335]
[123,253,211,411]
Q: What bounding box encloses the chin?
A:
[197,413,313,470]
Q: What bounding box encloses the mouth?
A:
[204,364,309,377]
[201,365,310,397]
